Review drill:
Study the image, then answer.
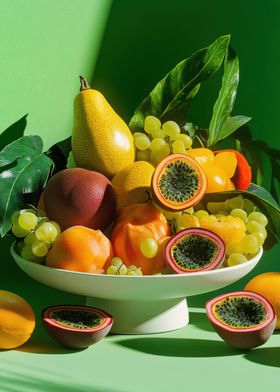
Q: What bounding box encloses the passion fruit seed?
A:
[214,296,266,328]
[171,234,218,270]
[51,310,103,329]
[159,160,200,203]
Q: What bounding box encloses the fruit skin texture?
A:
[215,149,251,190]
[0,290,35,349]
[112,161,154,211]
[46,226,113,273]
[244,272,280,329]
[42,305,113,348]
[151,154,207,211]
[111,203,170,275]
[43,168,116,232]
[165,228,225,273]
[206,291,276,350]
[72,77,135,178]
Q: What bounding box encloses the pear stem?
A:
[79,76,91,91]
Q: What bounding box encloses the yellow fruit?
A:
[185,148,214,166]
[244,272,280,329]
[112,161,154,211]
[72,76,135,178]
[200,215,246,244]
[0,291,35,349]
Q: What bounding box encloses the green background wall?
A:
[0,0,279,310]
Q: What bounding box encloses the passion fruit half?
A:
[206,291,276,349]
[42,305,113,348]
[151,154,207,211]
[165,228,225,273]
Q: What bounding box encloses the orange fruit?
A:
[46,226,113,274]
[0,291,35,349]
[244,272,280,329]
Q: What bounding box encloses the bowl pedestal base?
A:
[86,297,189,334]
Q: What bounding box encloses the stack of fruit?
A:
[9,77,269,276]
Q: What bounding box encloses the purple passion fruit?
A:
[151,154,207,211]
[206,291,276,350]
[165,228,225,273]
[42,305,113,349]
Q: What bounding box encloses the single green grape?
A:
[24,232,37,246]
[18,211,38,231]
[194,210,209,220]
[172,140,186,154]
[240,234,260,254]
[175,134,193,149]
[253,231,265,246]
[248,211,268,226]
[106,265,118,275]
[227,253,248,266]
[35,222,58,244]
[216,213,226,219]
[32,240,49,257]
[133,132,145,139]
[136,150,150,162]
[207,202,228,214]
[162,121,180,138]
[230,208,247,221]
[226,242,243,256]
[149,138,166,152]
[243,198,255,214]
[176,214,200,230]
[183,207,194,214]
[246,220,265,234]
[151,128,165,139]
[134,135,151,151]
[49,221,61,239]
[127,265,143,276]
[111,257,124,268]
[160,208,182,220]
[151,145,170,166]
[118,264,128,275]
[144,116,161,134]
[140,238,158,258]
[21,245,38,261]
[12,223,29,238]
[226,196,244,210]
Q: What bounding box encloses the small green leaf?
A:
[129,35,230,130]
[0,136,54,237]
[208,47,251,146]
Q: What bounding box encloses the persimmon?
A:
[46,226,113,273]
[111,203,170,275]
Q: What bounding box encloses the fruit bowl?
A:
[11,242,263,334]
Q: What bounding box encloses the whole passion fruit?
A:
[42,305,113,349]
[151,154,207,211]
[206,291,276,349]
[165,228,225,273]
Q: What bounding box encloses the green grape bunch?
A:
[133,116,193,167]
[11,207,61,263]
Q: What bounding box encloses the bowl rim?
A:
[10,241,263,279]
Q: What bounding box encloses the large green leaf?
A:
[0,136,42,167]
[202,184,280,248]
[208,47,251,146]
[129,35,230,130]
[0,136,54,236]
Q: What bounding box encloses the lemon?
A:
[112,161,154,211]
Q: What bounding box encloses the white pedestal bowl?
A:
[11,243,262,334]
